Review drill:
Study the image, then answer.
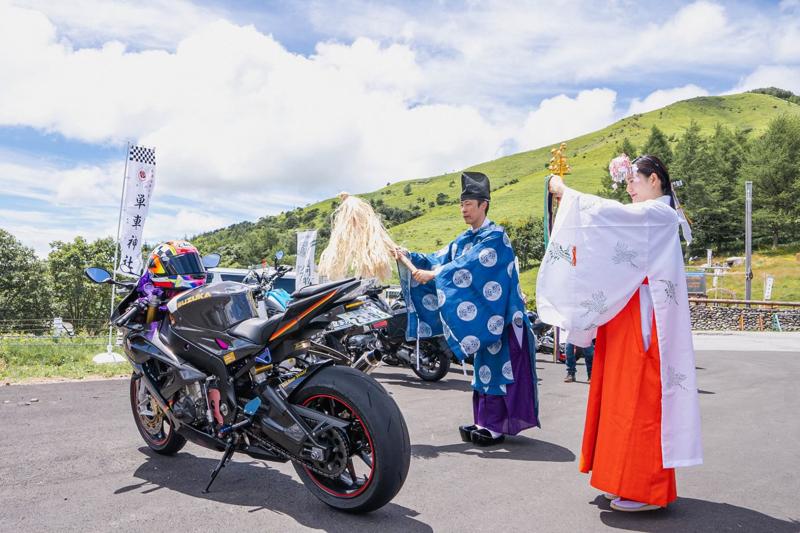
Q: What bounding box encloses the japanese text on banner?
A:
[117,145,156,276]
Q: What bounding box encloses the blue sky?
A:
[1,0,798,255]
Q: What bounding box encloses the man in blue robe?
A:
[396,172,539,446]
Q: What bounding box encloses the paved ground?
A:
[692,331,800,352]
[1,334,799,532]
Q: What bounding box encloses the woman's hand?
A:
[412,269,436,284]
[548,174,565,198]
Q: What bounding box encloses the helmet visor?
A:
[166,253,205,276]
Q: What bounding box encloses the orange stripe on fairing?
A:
[269,290,339,341]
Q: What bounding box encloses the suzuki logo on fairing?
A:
[177,291,211,308]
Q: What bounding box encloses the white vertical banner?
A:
[117,145,156,277]
[764,275,774,300]
[295,230,318,289]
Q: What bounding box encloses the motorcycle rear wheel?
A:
[290,366,410,513]
[410,344,450,382]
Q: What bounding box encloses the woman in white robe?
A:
[537,155,702,512]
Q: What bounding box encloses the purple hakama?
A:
[473,326,538,435]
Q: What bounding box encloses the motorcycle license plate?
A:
[328,304,392,331]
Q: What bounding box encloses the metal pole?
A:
[745,181,753,303]
[106,142,130,353]
[553,327,560,364]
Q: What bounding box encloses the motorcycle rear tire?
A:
[410,347,450,382]
[290,366,410,513]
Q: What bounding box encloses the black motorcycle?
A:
[323,288,454,382]
[84,258,410,513]
[245,266,451,381]
[374,292,453,381]
[243,258,393,375]
[243,257,294,319]
[310,282,395,375]
[528,310,566,360]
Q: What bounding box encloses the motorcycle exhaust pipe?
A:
[353,349,382,374]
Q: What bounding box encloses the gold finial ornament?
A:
[548,142,571,178]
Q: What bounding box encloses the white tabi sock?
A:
[475,425,502,439]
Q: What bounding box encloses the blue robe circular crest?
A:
[399,221,538,400]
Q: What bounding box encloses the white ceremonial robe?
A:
[536,187,702,469]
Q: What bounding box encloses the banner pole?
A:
[545,143,570,364]
[105,142,130,354]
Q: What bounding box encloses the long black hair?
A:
[632,154,675,208]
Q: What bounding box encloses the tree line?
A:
[0,232,116,332]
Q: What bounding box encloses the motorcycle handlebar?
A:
[114,301,144,327]
[248,265,292,288]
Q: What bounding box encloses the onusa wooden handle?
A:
[396,252,418,274]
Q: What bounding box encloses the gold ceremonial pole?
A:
[548,143,570,363]
[548,142,571,178]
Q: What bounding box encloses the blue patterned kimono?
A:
[399,220,539,430]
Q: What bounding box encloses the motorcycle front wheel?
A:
[290,366,410,513]
[129,374,186,455]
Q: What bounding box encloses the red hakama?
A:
[579,287,677,507]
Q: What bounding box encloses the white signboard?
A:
[295,230,318,289]
[764,275,774,300]
[117,145,156,277]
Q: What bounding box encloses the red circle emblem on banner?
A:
[138,169,147,181]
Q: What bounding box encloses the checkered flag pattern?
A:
[128,145,156,165]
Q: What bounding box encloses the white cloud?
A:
[0,218,88,255]
[0,200,116,256]
[0,151,122,208]
[0,151,248,255]
[0,4,507,208]
[148,208,231,240]
[515,89,617,151]
[12,0,221,49]
[627,85,710,115]
[307,1,798,106]
[1,0,800,255]
[731,65,800,94]
[0,160,59,203]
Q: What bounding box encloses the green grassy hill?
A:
[384,93,800,251]
[195,92,800,298]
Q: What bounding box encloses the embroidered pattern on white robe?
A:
[536,186,702,469]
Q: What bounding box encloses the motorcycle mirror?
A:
[84,267,112,284]
[275,250,284,262]
[202,253,221,269]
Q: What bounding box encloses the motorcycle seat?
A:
[291,278,357,300]
[229,316,282,345]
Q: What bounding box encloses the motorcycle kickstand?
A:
[202,438,235,494]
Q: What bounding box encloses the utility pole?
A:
[745,181,753,302]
